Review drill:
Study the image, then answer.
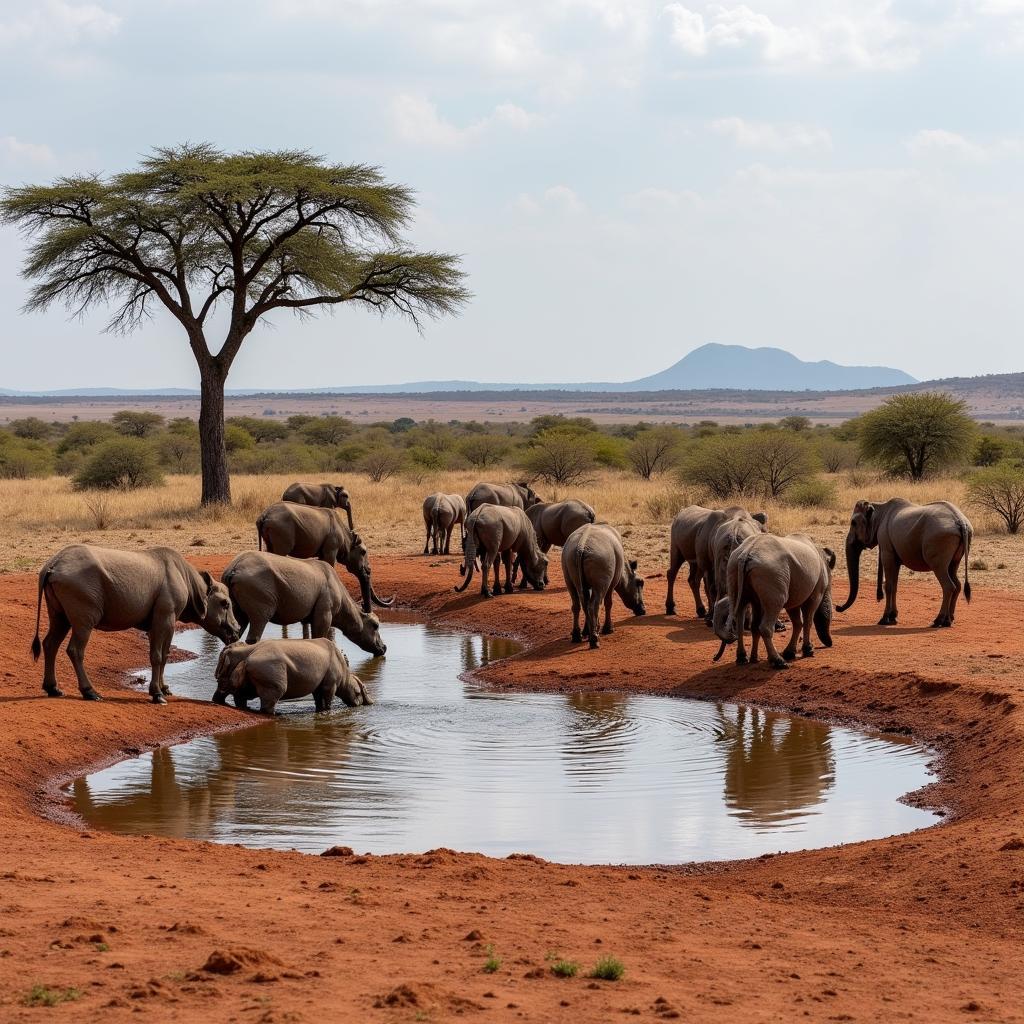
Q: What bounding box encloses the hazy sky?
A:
[2,0,1023,390]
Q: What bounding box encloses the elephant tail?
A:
[960,516,973,603]
[727,548,750,636]
[257,514,265,552]
[431,504,444,546]
[577,547,591,609]
[31,566,51,662]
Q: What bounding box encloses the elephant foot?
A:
[161,686,172,696]
[571,630,582,644]
[878,615,895,626]
[931,617,953,628]
[801,644,814,658]
[665,602,676,616]
[43,686,64,698]
[588,639,600,650]
[601,624,613,636]
[736,651,748,666]
[774,620,787,633]
[695,605,707,619]
[770,659,789,671]
[782,649,797,662]
[212,693,227,706]
[504,585,514,594]
[150,694,167,705]
[82,689,103,701]
[481,590,492,599]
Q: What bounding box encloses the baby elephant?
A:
[213,638,372,715]
[561,524,646,649]
[422,492,467,556]
[712,533,835,669]
[456,504,548,597]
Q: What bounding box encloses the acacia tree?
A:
[1,145,469,504]
[854,391,975,481]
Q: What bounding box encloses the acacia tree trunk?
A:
[198,360,231,505]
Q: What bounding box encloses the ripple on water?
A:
[71,615,938,864]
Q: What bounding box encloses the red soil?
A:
[0,554,1022,1022]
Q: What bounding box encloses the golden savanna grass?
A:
[1,469,1020,591]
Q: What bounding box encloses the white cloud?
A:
[906,128,1024,161]
[515,185,586,214]
[391,94,538,147]
[711,117,832,152]
[0,1,120,47]
[625,186,702,210]
[0,136,55,165]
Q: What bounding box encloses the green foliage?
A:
[785,476,837,508]
[10,416,52,439]
[167,416,200,437]
[680,430,813,499]
[680,433,759,499]
[550,959,580,978]
[967,462,1024,534]
[482,946,502,974]
[0,435,54,478]
[390,416,416,433]
[224,424,255,452]
[528,414,596,436]
[112,409,165,437]
[226,416,290,443]
[590,956,625,981]
[627,426,684,479]
[460,433,509,469]
[974,434,1006,467]
[56,421,116,454]
[523,427,597,485]
[778,415,812,432]
[853,392,975,480]
[24,985,82,1007]
[301,415,355,446]
[361,446,406,482]
[230,441,321,475]
[157,431,200,472]
[815,438,857,473]
[73,438,164,490]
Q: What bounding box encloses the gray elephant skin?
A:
[455,504,548,597]
[32,544,240,703]
[465,481,541,514]
[256,501,394,612]
[561,523,646,649]
[222,550,386,655]
[713,533,835,669]
[282,482,355,530]
[666,505,767,619]
[837,498,972,628]
[512,499,596,587]
[422,492,467,555]
[213,637,371,715]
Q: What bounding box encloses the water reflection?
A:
[72,619,937,863]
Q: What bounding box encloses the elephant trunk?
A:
[835,536,861,613]
[455,526,477,593]
[345,506,354,531]
[813,590,834,648]
[358,574,373,613]
[369,581,395,608]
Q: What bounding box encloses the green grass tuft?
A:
[24,985,82,1007]
[482,945,501,974]
[590,955,625,981]
[550,958,580,978]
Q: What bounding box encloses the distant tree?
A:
[301,415,354,446]
[2,145,468,504]
[974,435,1006,467]
[967,463,1024,534]
[460,433,509,469]
[167,416,199,437]
[157,431,200,472]
[746,430,815,498]
[679,434,759,499]
[390,416,416,433]
[225,416,289,443]
[778,415,811,432]
[112,409,165,437]
[55,421,115,454]
[286,414,317,431]
[10,416,52,440]
[224,424,255,452]
[627,426,683,479]
[816,438,856,474]
[361,446,406,482]
[854,392,975,480]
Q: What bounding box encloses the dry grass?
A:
[1,470,1020,590]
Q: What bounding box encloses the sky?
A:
[1,0,1023,390]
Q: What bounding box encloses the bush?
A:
[627,426,683,479]
[967,462,1024,534]
[590,956,625,981]
[225,424,255,452]
[974,435,1006,467]
[523,427,597,485]
[56,421,116,454]
[460,433,509,469]
[73,438,164,490]
[550,959,580,978]
[230,441,320,474]
[157,432,200,472]
[785,477,837,508]
[301,415,354,446]
[10,416,52,439]
[679,433,759,499]
[361,446,406,482]
[226,416,289,443]
[816,438,856,473]
[0,437,54,478]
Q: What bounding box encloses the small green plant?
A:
[94,941,109,952]
[482,945,502,974]
[24,985,82,1007]
[786,477,837,509]
[589,955,625,981]
[550,958,580,978]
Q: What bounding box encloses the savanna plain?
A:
[1,465,1023,1022]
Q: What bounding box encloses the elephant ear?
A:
[864,503,875,520]
[751,511,768,526]
[628,559,638,572]
[823,547,837,570]
[200,569,215,593]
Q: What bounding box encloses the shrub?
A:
[816,438,856,474]
[10,416,52,439]
[550,959,580,978]
[73,438,164,490]
[482,946,501,974]
[301,415,354,446]
[0,437,54,478]
[785,477,837,508]
[361,446,406,482]
[460,434,509,469]
[225,424,255,452]
[679,433,759,499]
[590,956,625,981]
[746,430,816,498]
[523,427,597,485]
[24,985,81,1007]
[56,420,115,454]
[967,462,1024,534]
[230,442,320,474]
[643,488,693,523]
[778,415,811,432]
[627,426,684,479]
[226,416,289,443]
[974,435,1006,467]
[112,409,165,437]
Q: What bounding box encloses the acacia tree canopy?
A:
[1,144,469,504]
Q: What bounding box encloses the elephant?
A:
[665,505,767,619]
[712,533,835,669]
[31,544,241,704]
[511,498,596,587]
[281,482,354,530]
[221,551,386,655]
[212,638,371,715]
[561,524,646,649]
[455,504,548,597]
[422,492,467,556]
[465,481,541,515]
[256,501,394,613]
[836,498,973,628]
[710,509,769,603]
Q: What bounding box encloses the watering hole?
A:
[71,615,938,864]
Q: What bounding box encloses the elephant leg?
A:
[879,555,901,625]
[800,601,816,657]
[513,555,528,590]
[689,562,707,619]
[502,552,514,594]
[947,555,964,623]
[665,550,681,616]
[423,523,431,556]
[66,625,102,700]
[601,590,614,635]
[759,602,788,669]
[233,691,250,710]
[148,614,174,702]
[444,526,454,555]
[931,560,960,627]
[480,553,493,598]
[570,586,583,643]
[782,607,801,661]
[702,569,715,626]
[41,609,70,697]
[246,616,268,643]
[748,604,762,664]
[735,601,749,665]
[585,589,603,649]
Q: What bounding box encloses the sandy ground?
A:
[0,554,1023,1022]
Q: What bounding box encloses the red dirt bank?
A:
[0,554,1022,1022]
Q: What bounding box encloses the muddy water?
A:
[71,616,937,864]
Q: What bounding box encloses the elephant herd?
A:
[29,474,975,712]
